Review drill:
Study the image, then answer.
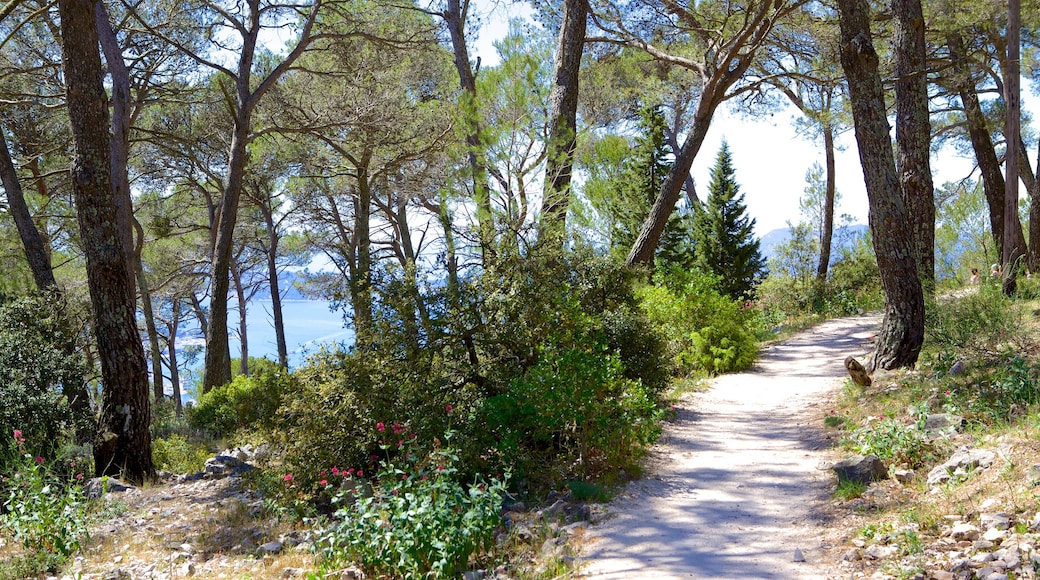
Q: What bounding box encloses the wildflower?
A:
[370,454,378,462]
[401,474,408,480]
[392,423,405,435]
[397,440,403,448]
[283,473,293,483]
[346,467,356,475]
[75,473,83,481]
[319,479,328,487]
[445,404,453,413]
[392,489,399,495]
[357,470,364,477]
[945,390,951,396]
[12,429,21,440]
[421,475,428,481]
[376,422,385,432]
[34,456,43,465]
[437,465,445,471]
[331,466,341,476]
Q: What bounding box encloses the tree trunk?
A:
[817,123,837,281]
[230,259,249,376]
[168,299,183,416]
[137,265,165,400]
[95,2,137,293]
[353,174,374,349]
[443,0,494,264]
[261,207,288,368]
[893,0,935,292]
[540,0,588,240]
[837,0,924,371]
[1003,0,1023,295]
[1027,141,1040,272]
[58,0,154,483]
[947,32,1009,256]
[0,127,56,290]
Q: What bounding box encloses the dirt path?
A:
[577,314,882,579]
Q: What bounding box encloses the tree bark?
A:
[818,123,837,280]
[1003,0,1023,295]
[893,0,935,292]
[168,299,183,416]
[540,0,588,239]
[58,0,154,483]
[352,169,374,349]
[0,127,56,290]
[260,206,288,368]
[837,0,924,371]
[230,258,249,376]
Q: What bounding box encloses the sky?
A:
[469,3,1038,237]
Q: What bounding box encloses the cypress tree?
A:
[693,142,766,299]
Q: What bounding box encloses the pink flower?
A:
[421,475,428,481]
[75,473,83,481]
[392,489,399,495]
[357,470,364,477]
[283,473,293,483]
[397,440,403,448]
[12,429,21,440]
[34,456,43,465]
[319,479,328,487]
[401,474,408,480]
[376,422,385,432]
[331,466,341,476]
[392,423,404,435]
[445,405,453,413]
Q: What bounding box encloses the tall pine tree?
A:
[694,142,766,299]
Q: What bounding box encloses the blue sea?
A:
[171,298,354,396]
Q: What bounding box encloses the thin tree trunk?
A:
[0,127,56,290]
[133,217,165,400]
[169,299,183,416]
[893,0,935,292]
[1003,0,1023,295]
[353,173,374,349]
[817,123,837,281]
[540,0,588,239]
[230,259,249,376]
[837,0,925,371]
[59,0,153,483]
[258,206,288,368]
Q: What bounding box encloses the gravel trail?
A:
[577,314,882,579]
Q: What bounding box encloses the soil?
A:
[575,314,883,579]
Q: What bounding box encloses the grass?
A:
[834,478,867,501]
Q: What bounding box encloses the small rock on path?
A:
[577,314,882,579]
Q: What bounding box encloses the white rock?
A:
[981,512,1011,530]
[793,548,805,562]
[983,528,1008,542]
[864,544,897,560]
[950,523,981,541]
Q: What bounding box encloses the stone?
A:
[929,572,955,580]
[339,568,366,580]
[281,569,303,579]
[205,455,256,478]
[842,548,862,561]
[948,360,967,376]
[893,469,914,484]
[927,447,996,486]
[981,512,1011,530]
[864,544,897,560]
[950,523,981,541]
[1028,464,1040,486]
[178,562,195,577]
[793,548,805,562]
[845,356,871,386]
[924,414,965,438]
[462,572,486,580]
[86,478,136,499]
[832,454,888,484]
[983,528,1007,542]
[259,541,283,554]
[102,570,131,580]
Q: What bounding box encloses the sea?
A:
[170,298,354,398]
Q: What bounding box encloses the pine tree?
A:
[693,142,766,299]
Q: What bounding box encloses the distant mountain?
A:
[758,224,869,264]
[250,270,312,301]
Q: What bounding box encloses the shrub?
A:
[843,414,937,469]
[1,430,89,572]
[315,432,506,578]
[188,361,292,436]
[152,434,211,474]
[0,295,91,468]
[925,284,1030,363]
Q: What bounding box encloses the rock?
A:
[929,571,955,580]
[927,447,996,486]
[793,548,805,562]
[983,528,1007,542]
[86,477,136,499]
[178,562,195,577]
[983,574,1008,580]
[949,360,967,376]
[981,512,1011,531]
[539,499,569,519]
[950,523,981,541]
[864,544,897,560]
[102,570,131,580]
[995,548,1020,569]
[893,469,914,484]
[832,454,888,484]
[1028,464,1040,486]
[842,548,862,561]
[924,414,965,438]
[205,454,256,478]
[259,541,283,554]
[338,568,366,580]
[462,572,486,580]
[281,569,303,579]
[845,356,871,386]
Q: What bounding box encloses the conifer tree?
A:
[693,142,766,299]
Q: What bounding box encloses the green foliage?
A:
[1,432,88,572]
[315,433,507,578]
[834,478,866,501]
[482,348,661,488]
[0,294,91,468]
[152,434,211,475]
[843,414,937,469]
[693,142,766,300]
[187,359,291,437]
[638,268,758,375]
[925,283,1026,363]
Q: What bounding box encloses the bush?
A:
[315,432,506,578]
[638,269,758,375]
[481,348,660,488]
[842,414,937,469]
[0,294,91,469]
[925,284,1030,364]
[152,434,211,475]
[188,361,292,436]
[1,430,89,572]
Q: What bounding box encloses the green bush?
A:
[843,414,937,469]
[1,431,89,572]
[188,361,292,436]
[482,347,660,488]
[925,284,1029,363]
[152,434,211,474]
[315,433,506,578]
[0,294,91,469]
[638,270,758,375]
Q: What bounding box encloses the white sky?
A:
[470,4,1037,237]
